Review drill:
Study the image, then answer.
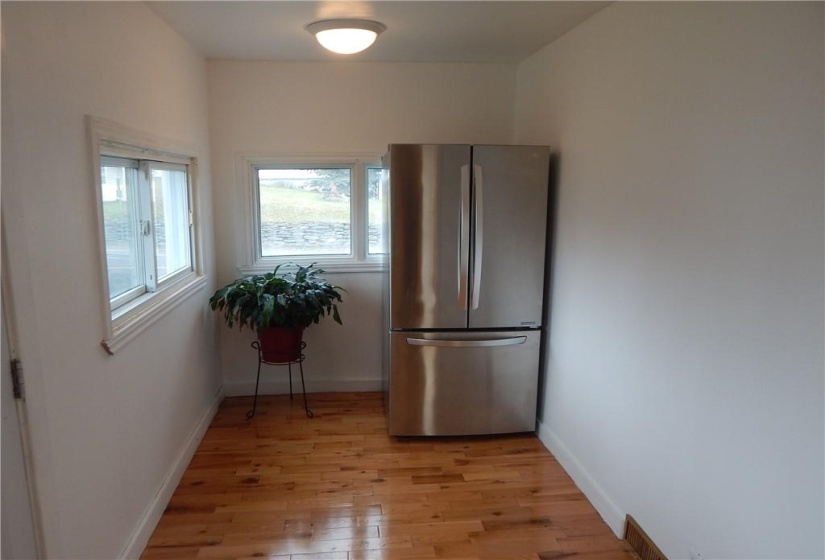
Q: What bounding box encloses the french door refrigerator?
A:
[383,144,550,436]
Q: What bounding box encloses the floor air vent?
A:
[624,515,668,560]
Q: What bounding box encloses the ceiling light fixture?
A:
[305,19,386,55]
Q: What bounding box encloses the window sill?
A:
[238,256,387,276]
[102,274,208,355]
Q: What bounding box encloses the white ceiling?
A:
[147,1,610,63]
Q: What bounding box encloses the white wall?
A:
[515,3,824,559]
[2,3,220,558]
[208,61,516,395]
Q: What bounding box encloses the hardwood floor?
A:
[141,393,635,560]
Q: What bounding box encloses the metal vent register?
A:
[624,515,668,560]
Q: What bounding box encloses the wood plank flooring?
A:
[141,392,635,560]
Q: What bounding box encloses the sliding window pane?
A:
[151,166,191,281]
[100,163,141,299]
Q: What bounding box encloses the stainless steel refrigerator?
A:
[383,144,550,436]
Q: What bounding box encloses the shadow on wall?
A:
[536,152,560,422]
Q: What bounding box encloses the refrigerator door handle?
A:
[405,336,526,348]
[458,164,470,310]
[471,164,484,309]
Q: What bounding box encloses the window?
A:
[366,166,386,255]
[101,157,193,309]
[238,155,386,274]
[90,116,206,355]
[257,166,353,257]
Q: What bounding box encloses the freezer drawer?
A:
[388,330,540,436]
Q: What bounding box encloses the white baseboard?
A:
[223,378,382,397]
[536,420,625,537]
[119,387,224,559]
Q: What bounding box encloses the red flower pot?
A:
[258,327,304,363]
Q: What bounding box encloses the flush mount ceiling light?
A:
[305,19,386,55]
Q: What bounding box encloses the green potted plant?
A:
[209,263,344,362]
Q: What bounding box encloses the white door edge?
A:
[2,250,45,558]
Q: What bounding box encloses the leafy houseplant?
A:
[209,263,344,362]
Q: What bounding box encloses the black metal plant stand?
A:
[246,340,313,419]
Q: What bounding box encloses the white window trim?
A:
[88,116,207,355]
[235,153,387,275]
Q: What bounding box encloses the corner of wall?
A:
[536,419,625,537]
[119,386,224,559]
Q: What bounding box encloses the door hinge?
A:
[10,358,23,400]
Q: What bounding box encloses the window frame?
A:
[237,153,387,275]
[89,116,207,355]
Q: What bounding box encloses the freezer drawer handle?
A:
[405,336,527,348]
